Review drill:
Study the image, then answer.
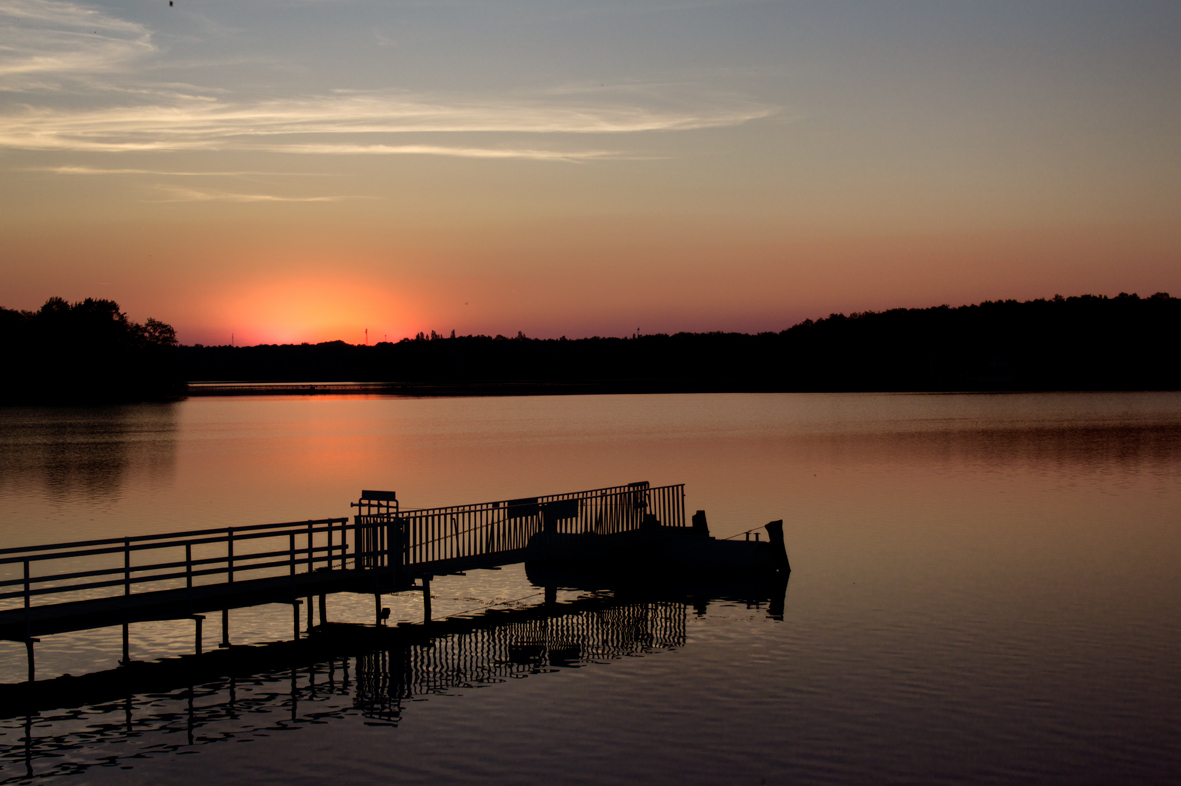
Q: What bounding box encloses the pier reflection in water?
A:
[0,586,770,783]
[355,598,687,722]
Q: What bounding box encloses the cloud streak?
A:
[0,92,773,155]
[0,0,775,163]
[268,143,622,161]
[150,185,353,203]
[34,165,330,176]
[0,0,153,80]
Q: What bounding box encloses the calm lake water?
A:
[0,392,1179,784]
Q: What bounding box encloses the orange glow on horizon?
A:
[204,277,415,346]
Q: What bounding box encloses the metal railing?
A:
[367,482,686,571]
[0,518,357,619]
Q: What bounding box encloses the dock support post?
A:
[292,601,301,641]
[25,638,37,683]
[374,593,381,627]
[422,579,432,624]
[193,615,204,655]
[220,609,230,648]
[306,596,313,632]
[545,586,556,606]
[122,623,130,664]
[319,594,327,626]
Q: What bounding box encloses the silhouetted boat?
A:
[524,513,790,589]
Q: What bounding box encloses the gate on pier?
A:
[351,491,402,573]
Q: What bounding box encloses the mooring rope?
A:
[722,525,767,541]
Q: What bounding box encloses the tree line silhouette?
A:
[2,293,1176,403]
[1,298,183,404]
[181,292,1181,393]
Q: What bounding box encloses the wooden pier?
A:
[0,482,693,681]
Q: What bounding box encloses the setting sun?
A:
[208,277,413,346]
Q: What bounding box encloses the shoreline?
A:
[183,381,1181,398]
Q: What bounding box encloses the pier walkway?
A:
[0,482,686,680]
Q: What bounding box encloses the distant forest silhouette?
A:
[2,293,1177,404]
[1,298,183,404]
[181,292,1181,393]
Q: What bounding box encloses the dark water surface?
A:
[0,392,1179,784]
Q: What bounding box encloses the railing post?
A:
[394,519,405,585]
[23,558,31,640]
[328,524,335,571]
[385,521,393,576]
[306,524,315,628]
[122,540,131,664]
[227,527,234,584]
[289,532,296,597]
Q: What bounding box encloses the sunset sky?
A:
[1,0,1177,345]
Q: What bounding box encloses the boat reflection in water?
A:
[0,576,786,783]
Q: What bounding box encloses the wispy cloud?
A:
[34,165,329,176]
[0,0,154,81]
[0,92,773,154]
[150,185,353,203]
[0,0,776,162]
[270,143,623,161]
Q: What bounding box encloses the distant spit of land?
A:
[3,293,1179,404]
